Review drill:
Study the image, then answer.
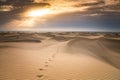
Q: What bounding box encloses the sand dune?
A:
[0,32,120,80]
[67,37,120,69]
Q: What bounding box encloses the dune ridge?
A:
[67,37,120,69]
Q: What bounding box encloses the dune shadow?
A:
[67,37,120,69]
[0,45,16,48]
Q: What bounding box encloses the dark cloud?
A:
[0,2,51,25]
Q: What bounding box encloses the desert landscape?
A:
[0,32,120,80]
[0,0,120,80]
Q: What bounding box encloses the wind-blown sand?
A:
[0,32,120,80]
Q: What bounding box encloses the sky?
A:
[0,0,120,32]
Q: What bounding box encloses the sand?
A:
[0,32,120,80]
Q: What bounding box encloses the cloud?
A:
[0,0,120,31]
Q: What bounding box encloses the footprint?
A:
[45,61,48,64]
[48,58,52,61]
[39,68,44,71]
[52,55,55,58]
[37,75,44,78]
[45,65,49,67]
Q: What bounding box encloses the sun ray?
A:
[27,9,51,17]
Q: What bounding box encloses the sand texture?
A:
[0,32,120,80]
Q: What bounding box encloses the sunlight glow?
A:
[21,2,89,29]
[27,9,51,17]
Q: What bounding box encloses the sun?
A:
[27,9,51,17]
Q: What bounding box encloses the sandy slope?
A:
[0,34,120,80]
